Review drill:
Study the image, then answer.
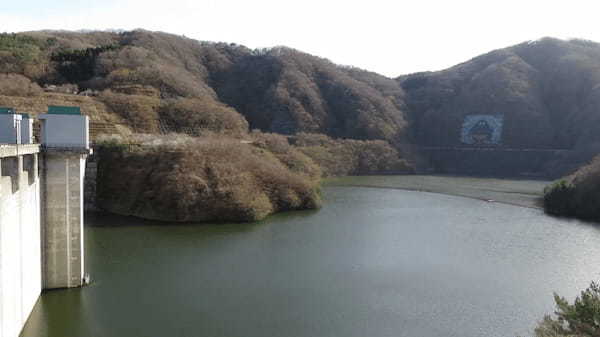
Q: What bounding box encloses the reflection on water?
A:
[21,178,600,337]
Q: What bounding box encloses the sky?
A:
[1,0,599,77]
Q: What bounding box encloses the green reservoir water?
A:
[21,176,600,337]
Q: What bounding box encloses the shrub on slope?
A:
[0,73,42,97]
[158,97,248,136]
[533,281,600,337]
[96,134,321,223]
[98,90,161,133]
[293,133,414,176]
[544,155,600,220]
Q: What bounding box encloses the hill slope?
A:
[0,30,409,145]
[543,155,600,221]
[0,30,416,221]
[4,31,600,178]
[399,38,600,175]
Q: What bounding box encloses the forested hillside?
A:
[543,155,600,221]
[399,38,600,174]
[4,31,600,179]
[0,29,415,221]
[0,30,408,144]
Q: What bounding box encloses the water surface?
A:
[21,176,600,337]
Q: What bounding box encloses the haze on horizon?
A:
[1,0,599,77]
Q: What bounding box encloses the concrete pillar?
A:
[20,116,33,145]
[41,150,88,289]
[0,155,21,337]
[19,153,41,324]
[0,157,18,193]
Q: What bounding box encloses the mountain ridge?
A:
[2,31,600,177]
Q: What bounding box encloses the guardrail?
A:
[0,144,41,158]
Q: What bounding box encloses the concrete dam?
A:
[0,107,90,337]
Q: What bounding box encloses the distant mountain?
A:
[3,31,600,176]
[399,38,600,154]
[0,30,408,144]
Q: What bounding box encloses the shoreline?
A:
[86,175,549,226]
[324,175,548,210]
[328,183,544,210]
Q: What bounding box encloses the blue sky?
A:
[2,0,599,77]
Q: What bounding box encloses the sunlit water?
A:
[21,177,600,337]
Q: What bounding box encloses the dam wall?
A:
[0,145,41,337]
[0,106,90,337]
